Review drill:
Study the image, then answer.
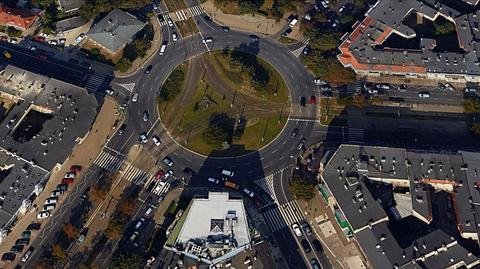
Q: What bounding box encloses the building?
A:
[55,16,87,33]
[165,192,251,266]
[320,144,480,268]
[57,0,85,13]
[86,8,145,54]
[0,5,39,31]
[338,0,480,83]
[0,65,99,236]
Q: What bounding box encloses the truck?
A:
[224,181,239,190]
[3,51,11,59]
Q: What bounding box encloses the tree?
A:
[63,223,79,240]
[88,184,108,204]
[105,218,124,241]
[6,27,22,38]
[109,253,141,269]
[322,60,356,86]
[118,199,135,217]
[289,174,315,201]
[463,97,480,113]
[309,31,340,52]
[203,125,229,147]
[116,58,132,72]
[52,244,67,261]
[202,112,234,147]
[434,20,455,35]
[238,0,264,14]
[471,123,480,136]
[159,68,185,101]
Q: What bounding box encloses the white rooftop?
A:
[176,192,250,247]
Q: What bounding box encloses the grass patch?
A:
[165,202,191,247]
[320,98,346,125]
[279,36,297,44]
[164,0,187,11]
[176,17,198,37]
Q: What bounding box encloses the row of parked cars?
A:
[291,221,323,269]
[1,223,40,262]
[36,165,82,220]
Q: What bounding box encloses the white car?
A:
[339,5,345,13]
[321,1,328,8]
[418,92,430,98]
[368,89,379,95]
[106,89,114,95]
[64,171,76,179]
[135,217,145,229]
[464,88,477,93]
[167,18,173,27]
[37,211,50,219]
[48,40,58,45]
[172,32,178,42]
[163,157,174,166]
[208,177,219,184]
[21,248,33,262]
[75,33,85,43]
[152,135,161,146]
[164,170,173,178]
[139,133,148,144]
[202,37,213,44]
[445,83,455,91]
[40,32,49,38]
[8,38,17,44]
[243,188,254,197]
[132,92,139,102]
[29,46,37,51]
[314,78,327,86]
[291,223,302,237]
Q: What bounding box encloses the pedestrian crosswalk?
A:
[348,128,364,144]
[299,37,310,45]
[151,180,171,195]
[288,117,319,123]
[255,175,276,201]
[159,13,172,26]
[121,164,151,186]
[189,5,205,17]
[291,38,310,57]
[93,151,124,172]
[85,73,109,93]
[261,200,304,232]
[116,83,135,92]
[175,9,189,21]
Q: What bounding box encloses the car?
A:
[282,28,292,36]
[297,138,306,150]
[183,167,195,176]
[314,78,328,86]
[202,37,213,43]
[163,157,174,166]
[445,83,455,91]
[77,234,86,243]
[134,217,145,229]
[167,18,173,27]
[81,62,92,70]
[58,38,66,45]
[310,258,321,269]
[33,36,45,42]
[143,111,149,122]
[155,169,165,180]
[51,190,64,197]
[172,32,178,42]
[145,204,155,216]
[57,183,68,191]
[291,128,299,138]
[221,26,230,32]
[62,178,74,185]
[291,223,302,237]
[154,182,166,194]
[249,34,259,41]
[105,88,114,95]
[10,245,23,254]
[158,14,164,22]
[300,96,306,107]
[118,124,126,135]
[3,50,12,59]
[8,38,17,44]
[339,5,346,13]
[464,87,477,93]
[15,238,29,246]
[130,231,139,241]
[132,92,139,102]
[303,46,311,55]
[221,169,234,177]
[70,165,82,173]
[152,2,158,10]
[21,230,31,239]
[45,197,58,205]
[243,188,254,197]
[208,177,220,184]
[152,135,161,146]
[301,222,312,235]
[331,19,340,28]
[438,82,446,91]
[314,4,320,11]
[376,84,390,90]
[368,89,379,95]
[21,247,34,263]
[139,133,148,144]
[27,223,41,231]
[321,1,328,8]
[309,96,316,105]
[29,46,37,51]
[204,15,212,22]
[164,170,174,178]
[145,65,152,74]
[418,91,430,98]
[312,239,323,252]
[321,90,333,97]
[75,33,85,43]
[301,239,312,253]
[2,252,15,262]
[47,40,58,45]
[397,84,407,92]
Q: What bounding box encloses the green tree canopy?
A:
[289,174,315,201]
[159,68,185,101]
[115,58,132,72]
[464,97,480,113]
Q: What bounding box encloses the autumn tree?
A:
[105,217,124,241]
[118,199,135,217]
[63,223,79,240]
[52,244,67,261]
[88,184,108,205]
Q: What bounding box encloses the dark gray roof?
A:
[420,243,479,268]
[87,9,145,53]
[57,0,85,12]
[56,16,87,32]
[460,0,480,5]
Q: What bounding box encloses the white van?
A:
[43,204,56,211]
[159,44,166,55]
[208,177,219,184]
[221,169,234,177]
[37,211,50,219]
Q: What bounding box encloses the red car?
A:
[70,165,82,173]
[32,36,45,43]
[155,169,165,180]
[62,178,74,185]
[0,36,7,42]
[309,96,317,105]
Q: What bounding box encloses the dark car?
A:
[300,96,306,106]
[291,128,299,138]
[321,90,333,97]
[303,46,311,55]
[81,62,92,70]
[15,238,29,246]
[220,26,230,32]
[21,230,31,239]
[158,14,164,22]
[282,28,292,36]
[301,239,311,253]
[56,183,69,192]
[204,15,212,22]
[312,239,323,253]
[27,223,41,231]
[2,252,15,262]
[301,222,312,235]
[249,34,259,41]
[118,123,126,135]
[10,245,23,254]
[145,65,152,74]
[183,167,195,176]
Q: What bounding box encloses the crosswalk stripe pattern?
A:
[261,200,304,232]
[189,5,205,16]
[93,151,123,172]
[288,117,319,123]
[254,175,276,201]
[151,181,171,195]
[122,164,150,186]
[117,83,135,92]
[299,37,310,45]
[175,10,188,21]
[159,13,172,26]
[348,128,364,144]
[85,73,109,93]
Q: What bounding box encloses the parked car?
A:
[167,18,173,27]
[301,222,312,235]
[144,65,152,74]
[70,165,82,173]
[1,252,15,262]
[164,170,174,178]
[282,28,292,36]
[75,33,85,43]
[208,177,220,184]
[243,188,254,197]
[418,91,430,98]
[249,34,259,41]
[291,223,302,237]
[291,128,299,138]
[139,133,148,144]
[464,87,477,93]
[202,37,213,43]
[158,14,164,22]
[27,223,41,231]
[61,178,74,185]
[106,88,114,95]
[21,247,34,263]
[221,26,230,32]
[10,245,23,254]
[309,96,316,105]
[310,258,321,269]
[134,218,145,229]
[301,239,312,253]
[132,92,139,102]
[152,135,161,146]
[21,230,31,239]
[172,32,178,42]
[445,83,455,91]
[163,157,174,167]
[155,169,165,180]
[314,78,327,86]
[15,238,29,246]
[56,183,68,191]
[312,239,323,252]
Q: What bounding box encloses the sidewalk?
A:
[0,98,121,269]
[202,0,288,36]
[297,192,368,269]
[115,16,163,78]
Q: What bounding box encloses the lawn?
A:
[176,17,198,37]
[279,36,297,44]
[320,97,346,125]
[164,0,187,11]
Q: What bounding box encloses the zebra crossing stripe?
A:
[189,5,204,16]
[288,118,319,123]
[254,176,277,201]
[261,200,305,232]
[152,181,170,195]
[117,83,135,92]
[176,10,188,21]
[122,165,150,185]
[93,151,123,172]
[300,37,310,45]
